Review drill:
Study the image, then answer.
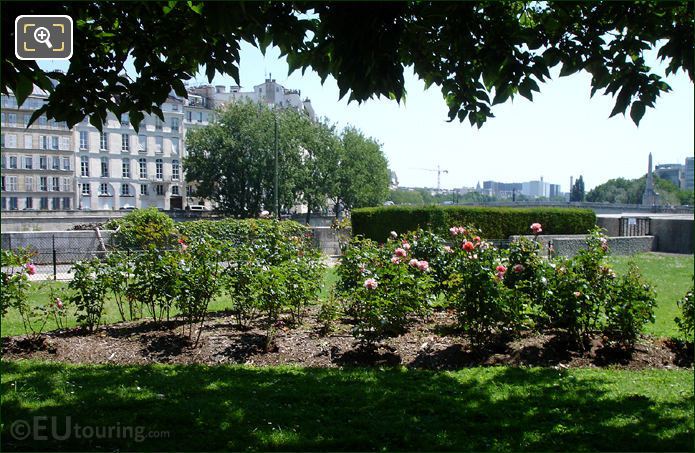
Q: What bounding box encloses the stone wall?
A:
[509,234,655,257]
[650,218,693,254]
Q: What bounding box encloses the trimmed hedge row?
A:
[351,206,596,241]
[176,218,310,244]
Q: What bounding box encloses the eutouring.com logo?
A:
[9,417,169,443]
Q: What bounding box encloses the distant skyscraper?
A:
[685,156,694,190]
[642,152,658,206]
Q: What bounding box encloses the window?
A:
[170,118,179,132]
[25,176,33,192]
[52,156,60,170]
[23,115,30,127]
[121,113,130,127]
[39,156,47,170]
[155,184,164,196]
[80,156,89,177]
[79,131,88,150]
[1,177,4,191]
[1,198,5,210]
[171,138,179,154]
[172,160,180,180]
[1,112,4,124]
[140,184,148,196]
[62,157,71,171]
[138,135,147,151]
[81,183,91,196]
[99,183,109,196]
[100,132,108,150]
[24,156,33,169]
[62,198,71,210]
[8,113,17,126]
[198,112,203,122]
[120,183,131,196]
[9,156,18,169]
[60,137,70,150]
[187,185,194,197]
[9,197,18,210]
[155,136,163,153]
[121,134,130,152]
[40,177,48,191]
[100,157,109,177]
[171,185,179,196]
[155,159,163,179]
[61,177,70,192]
[40,197,49,210]
[24,134,33,149]
[25,197,33,209]
[1,133,4,147]
[155,117,162,130]
[186,111,192,122]
[5,134,17,148]
[52,177,60,192]
[51,136,59,150]
[138,158,147,178]
[0,155,4,168]
[122,159,131,178]
[52,198,60,210]
[40,135,48,149]
[7,176,18,191]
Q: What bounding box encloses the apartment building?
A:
[1,89,76,211]
[1,79,315,212]
[74,96,185,211]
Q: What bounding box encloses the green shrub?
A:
[675,280,694,342]
[106,207,177,249]
[605,262,656,346]
[351,206,596,241]
[69,258,109,332]
[337,235,436,344]
[177,218,310,249]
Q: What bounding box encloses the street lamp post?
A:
[274,112,279,220]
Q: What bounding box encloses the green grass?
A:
[2,254,691,339]
[1,360,692,451]
[609,253,694,339]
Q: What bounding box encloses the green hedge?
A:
[176,218,310,245]
[351,206,596,241]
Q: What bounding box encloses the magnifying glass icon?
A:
[33,27,53,49]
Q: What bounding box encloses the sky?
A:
[41,40,694,192]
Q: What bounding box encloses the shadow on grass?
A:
[1,361,692,452]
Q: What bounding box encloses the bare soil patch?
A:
[2,308,692,370]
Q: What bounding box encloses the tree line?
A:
[184,101,390,219]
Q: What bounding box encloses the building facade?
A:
[74,96,184,211]
[1,79,315,212]
[684,157,694,190]
[1,89,76,211]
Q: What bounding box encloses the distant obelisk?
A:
[642,152,658,206]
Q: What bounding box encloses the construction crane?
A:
[415,165,449,192]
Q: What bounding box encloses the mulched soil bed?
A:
[2,308,692,370]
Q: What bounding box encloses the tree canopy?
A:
[2,1,692,131]
[587,175,693,205]
[184,102,389,217]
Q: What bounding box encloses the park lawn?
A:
[1,254,690,339]
[609,253,693,339]
[1,360,692,451]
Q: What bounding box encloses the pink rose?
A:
[417,260,429,271]
[573,291,582,297]
[443,245,453,253]
[391,256,401,264]
[473,236,481,243]
[55,298,64,309]
[394,248,407,257]
[512,264,524,273]
[25,263,37,275]
[530,223,542,235]
[600,237,608,251]
[496,265,507,273]
[402,242,411,250]
[462,241,475,252]
[449,227,458,236]
[364,278,378,290]
[409,258,419,267]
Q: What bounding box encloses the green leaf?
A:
[629,101,646,126]
[14,75,33,108]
